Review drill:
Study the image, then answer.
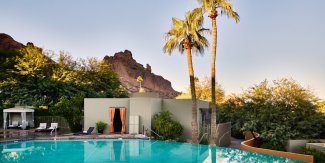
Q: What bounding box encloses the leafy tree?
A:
[0,43,128,131]
[163,8,209,143]
[51,94,84,132]
[0,44,57,105]
[177,77,225,103]
[15,44,55,77]
[198,0,239,145]
[0,49,21,81]
[80,58,126,97]
[317,101,325,113]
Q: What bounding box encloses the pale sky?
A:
[1,0,325,100]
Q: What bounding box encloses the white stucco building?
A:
[84,92,209,139]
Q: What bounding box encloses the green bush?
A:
[96,121,107,130]
[260,142,285,151]
[302,147,325,163]
[152,111,183,140]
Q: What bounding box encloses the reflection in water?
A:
[0,140,305,163]
[109,140,125,161]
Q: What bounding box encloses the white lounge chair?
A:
[36,123,47,131]
[47,123,58,130]
[8,121,19,128]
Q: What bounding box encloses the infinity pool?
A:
[0,139,305,163]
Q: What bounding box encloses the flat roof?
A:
[3,106,34,112]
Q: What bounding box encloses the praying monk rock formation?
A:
[104,50,180,98]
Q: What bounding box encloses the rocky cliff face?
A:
[0,33,179,98]
[104,50,180,98]
[0,33,24,50]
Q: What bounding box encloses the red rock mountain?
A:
[0,33,24,50]
[104,50,180,98]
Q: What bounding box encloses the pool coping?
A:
[0,137,150,145]
[0,133,150,144]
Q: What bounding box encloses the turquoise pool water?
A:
[0,139,305,163]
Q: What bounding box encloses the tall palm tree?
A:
[163,8,209,144]
[199,0,239,145]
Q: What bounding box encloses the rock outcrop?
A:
[104,50,180,98]
[0,33,24,50]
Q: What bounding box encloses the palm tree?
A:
[199,0,239,145]
[163,8,209,144]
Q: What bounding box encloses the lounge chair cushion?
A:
[36,123,47,130]
[48,123,58,130]
[74,127,94,135]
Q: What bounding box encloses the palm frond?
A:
[172,18,185,30]
[199,0,214,13]
[192,42,205,56]
[198,0,240,23]
[218,1,240,23]
[163,36,180,55]
[178,40,185,54]
[163,8,209,55]
[198,28,211,35]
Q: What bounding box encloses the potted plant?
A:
[96,121,107,134]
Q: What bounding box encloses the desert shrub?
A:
[302,147,325,163]
[152,111,183,140]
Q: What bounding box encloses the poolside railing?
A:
[146,128,163,139]
[199,133,208,144]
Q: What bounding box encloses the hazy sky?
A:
[1,0,325,99]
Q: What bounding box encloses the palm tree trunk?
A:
[185,47,199,144]
[209,13,218,145]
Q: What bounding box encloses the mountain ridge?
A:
[0,33,180,98]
